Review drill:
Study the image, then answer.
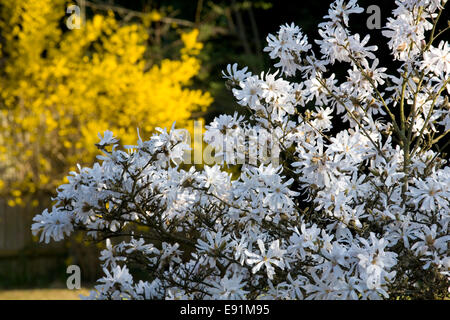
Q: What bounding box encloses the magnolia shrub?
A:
[32,0,449,299]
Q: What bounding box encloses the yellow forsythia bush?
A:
[0,0,212,205]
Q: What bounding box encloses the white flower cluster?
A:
[32,0,449,300]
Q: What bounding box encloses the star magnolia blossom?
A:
[32,0,449,300]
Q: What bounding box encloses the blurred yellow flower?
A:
[0,0,212,204]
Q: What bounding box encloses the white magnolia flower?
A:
[408,176,449,212]
[357,233,397,291]
[31,208,73,243]
[411,224,450,257]
[232,75,263,109]
[264,23,311,76]
[97,130,119,147]
[422,41,450,76]
[245,239,286,280]
[207,275,249,299]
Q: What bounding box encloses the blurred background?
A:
[0,0,416,299]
